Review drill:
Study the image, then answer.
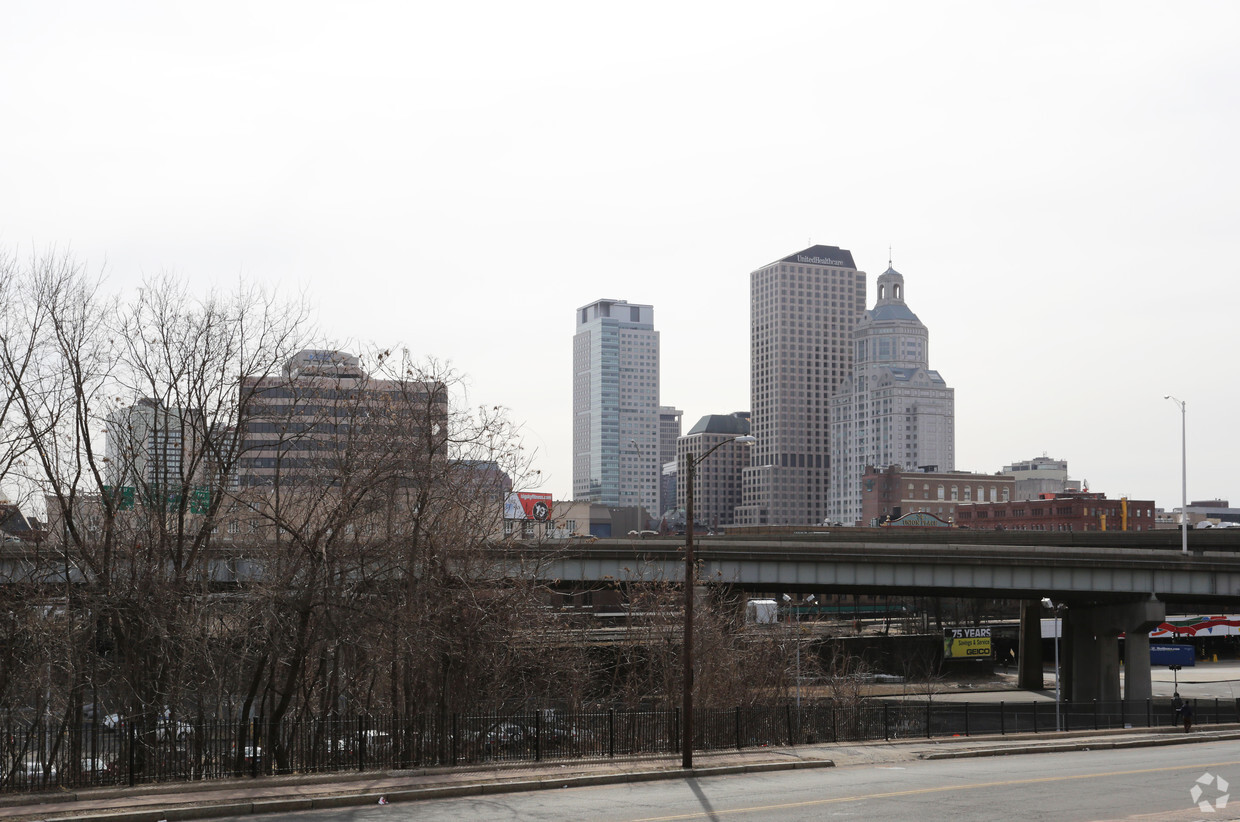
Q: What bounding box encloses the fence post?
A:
[786,704,794,746]
[1215,698,1220,725]
[357,715,365,772]
[735,706,742,751]
[535,710,542,762]
[451,714,458,765]
[128,721,136,787]
[882,704,888,741]
[674,707,680,757]
[250,719,259,779]
[926,700,931,739]
[1000,702,1005,736]
[609,709,615,759]
[1093,700,1098,731]
[1033,701,1038,734]
[1120,698,1126,729]
[964,703,970,737]
[1147,698,1152,728]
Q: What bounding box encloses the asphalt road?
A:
[231,740,1240,822]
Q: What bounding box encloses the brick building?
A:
[859,464,1014,526]
[953,491,1157,531]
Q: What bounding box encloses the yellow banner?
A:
[944,628,992,659]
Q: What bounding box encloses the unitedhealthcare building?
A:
[736,246,868,527]
[572,299,661,519]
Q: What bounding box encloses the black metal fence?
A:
[3,697,1233,794]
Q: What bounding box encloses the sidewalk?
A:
[4,725,1238,822]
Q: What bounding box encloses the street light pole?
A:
[682,433,755,769]
[1164,396,1187,555]
[1041,597,1064,731]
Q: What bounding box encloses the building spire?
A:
[888,245,893,268]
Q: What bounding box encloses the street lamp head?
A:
[805,594,816,604]
[1041,597,1054,609]
[733,435,757,445]
[782,593,792,602]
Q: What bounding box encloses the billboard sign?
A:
[504,492,552,522]
[1150,644,1196,667]
[943,627,992,659]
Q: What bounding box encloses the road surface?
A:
[234,739,1240,821]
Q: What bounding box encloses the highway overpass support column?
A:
[1017,600,1044,690]
[1067,609,1101,702]
[1119,599,1164,709]
[1064,599,1165,706]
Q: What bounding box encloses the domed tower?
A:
[875,265,904,306]
[853,267,928,370]
[829,263,954,526]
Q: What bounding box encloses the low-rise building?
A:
[1000,456,1081,500]
[954,491,1157,531]
[859,465,1016,526]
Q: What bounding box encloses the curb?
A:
[919,729,1240,760]
[40,760,836,822]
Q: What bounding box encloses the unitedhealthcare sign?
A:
[779,245,856,269]
[796,254,848,267]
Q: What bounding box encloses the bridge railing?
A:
[2,697,1233,793]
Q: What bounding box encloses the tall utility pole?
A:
[1165,396,1187,554]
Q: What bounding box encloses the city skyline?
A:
[2,3,1237,511]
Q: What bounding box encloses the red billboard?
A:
[504,492,553,522]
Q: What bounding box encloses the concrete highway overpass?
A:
[498,529,1240,707]
[509,532,1240,604]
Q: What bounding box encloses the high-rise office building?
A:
[828,265,954,525]
[678,412,751,531]
[657,405,683,517]
[238,349,446,488]
[736,245,867,527]
[105,398,196,490]
[572,299,660,518]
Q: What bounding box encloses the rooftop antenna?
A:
[888,245,893,268]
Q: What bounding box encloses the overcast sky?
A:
[3,2,1237,510]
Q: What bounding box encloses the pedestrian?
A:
[1181,700,1194,732]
